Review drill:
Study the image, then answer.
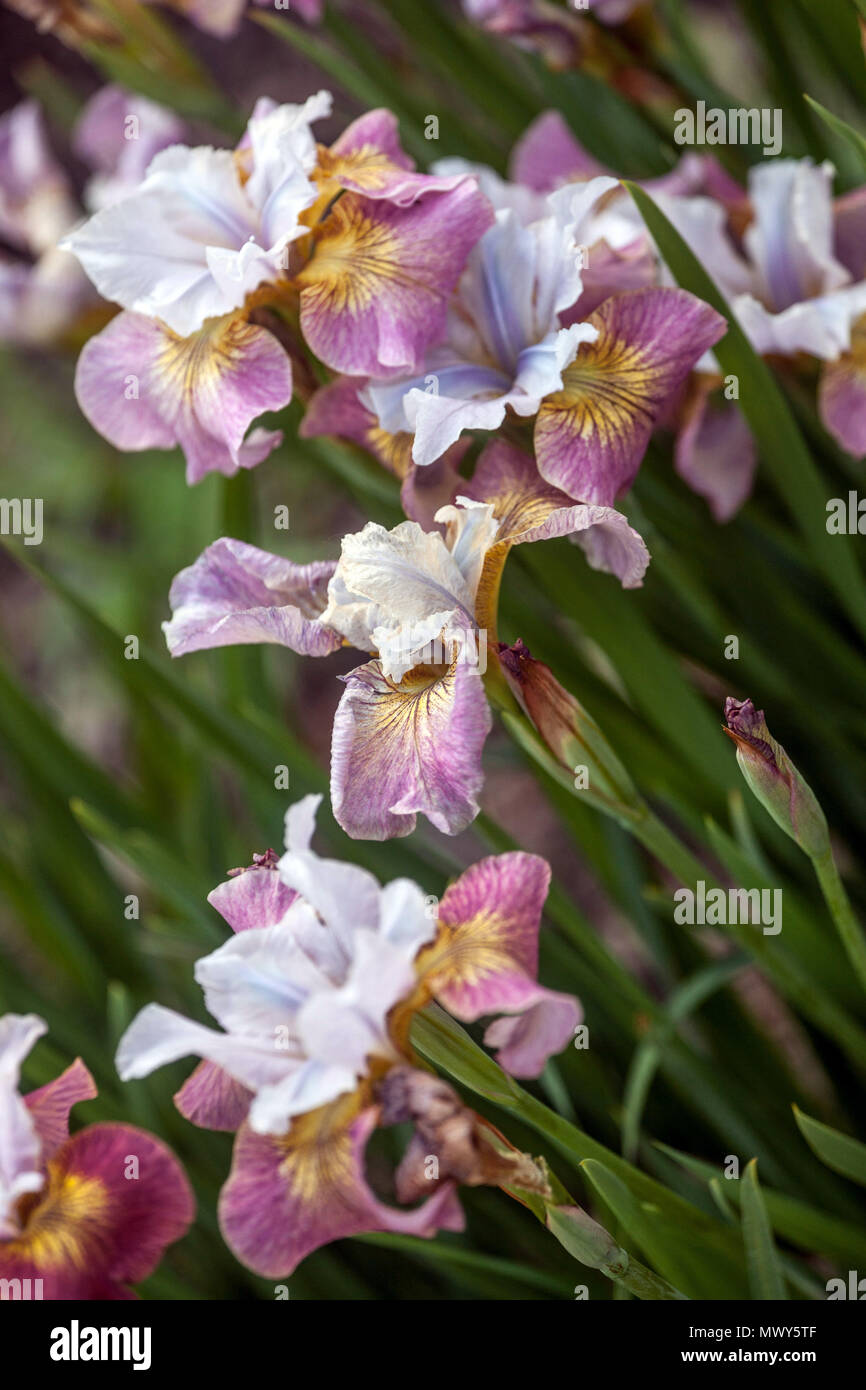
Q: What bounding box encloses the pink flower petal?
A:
[75,309,292,484]
[164,538,340,657]
[219,1104,463,1276]
[418,852,580,1077]
[24,1059,97,1158]
[297,182,493,378]
[330,656,492,839]
[534,287,727,505]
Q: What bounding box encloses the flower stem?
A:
[812,847,866,997]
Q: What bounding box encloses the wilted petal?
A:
[535,287,726,504]
[416,853,580,1077]
[75,310,293,483]
[24,1059,97,1158]
[164,538,340,657]
[0,1121,193,1298]
[219,1101,463,1277]
[675,375,757,521]
[331,657,492,839]
[297,182,493,377]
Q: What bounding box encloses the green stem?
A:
[812,848,866,997]
[500,710,866,1073]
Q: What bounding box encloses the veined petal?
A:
[163,538,339,657]
[174,1062,252,1132]
[330,657,492,839]
[462,439,649,606]
[299,375,468,528]
[415,853,580,1076]
[24,1060,97,1158]
[0,1122,193,1298]
[296,182,493,377]
[300,374,413,476]
[208,857,299,934]
[318,108,472,206]
[819,314,866,457]
[534,287,726,504]
[75,310,293,484]
[219,1100,463,1277]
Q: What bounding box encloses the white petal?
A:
[248,1059,356,1134]
[745,159,849,311]
[194,922,331,1035]
[115,1003,295,1091]
[0,1014,47,1236]
[62,146,264,336]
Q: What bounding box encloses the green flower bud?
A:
[724,698,829,858]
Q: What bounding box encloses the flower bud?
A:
[498,639,642,819]
[723,698,829,857]
[545,1204,628,1273]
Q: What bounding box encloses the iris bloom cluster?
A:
[117,795,579,1275]
[0,1013,193,1298]
[57,92,735,838]
[509,112,866,515]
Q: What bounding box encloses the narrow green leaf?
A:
[793,1107,866,1187]
[741,1159,787,1299]
[804,95,866,174]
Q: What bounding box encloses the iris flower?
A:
[162,439,648,838]
[117,795,578,1275]
[0,1014,193,1299]
[62,94,493,481]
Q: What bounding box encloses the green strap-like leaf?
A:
[741,1159,788,1299]
[793,1106,866,1187]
